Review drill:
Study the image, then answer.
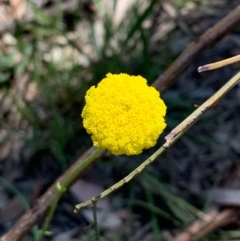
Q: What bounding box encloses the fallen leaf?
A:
[82,209,122,229]
[70,179,108,209]
[0,177,43,223]
[71,179,123,229]
[205,188,240,206]
[0,198,24,223]
[52,227,79,241]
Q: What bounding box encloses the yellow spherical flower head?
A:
[82,73,167,155]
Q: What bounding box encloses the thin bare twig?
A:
[164,71,240,147]
[198,54,240,72]
[74,71,240,212]
[153,4,240,91]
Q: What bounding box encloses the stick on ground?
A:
[153,4,240,91]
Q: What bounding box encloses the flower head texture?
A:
[82,73,167,155]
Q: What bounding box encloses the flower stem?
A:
[36,147,103,241]
[74,71,240,212]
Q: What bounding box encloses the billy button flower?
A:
[81,73,167,155]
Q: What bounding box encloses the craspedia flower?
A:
[82,73,167,155]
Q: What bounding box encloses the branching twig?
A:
[153,4,240,91]
[0,147,103,241]
[74,71,240,212]
[164,71,240,147]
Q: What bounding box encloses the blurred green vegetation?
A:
[1,0,235,240]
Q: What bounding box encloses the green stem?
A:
[36,147,103,241]
[36,189,62,241]
[92,201,99,241]
[62,147,104,188]
[75,71,240,212]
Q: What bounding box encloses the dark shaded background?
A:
[0,0,240,240]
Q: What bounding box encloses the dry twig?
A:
[75,71,240,211]
[198,54,240,72]
[0,147,102,241]
[171,207,239,241]
[153,4,240,91]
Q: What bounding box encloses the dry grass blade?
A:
[198,54,240,72]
